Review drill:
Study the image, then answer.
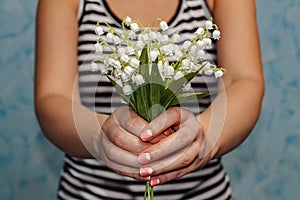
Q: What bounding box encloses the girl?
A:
[35,0,264,199]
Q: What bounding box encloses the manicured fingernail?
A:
[140,167,153,176]
[142,176,151,181]
[150,178,160,186]
[141,129,152,141]
[139,153,151,163]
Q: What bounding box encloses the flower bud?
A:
[95,26,104,35]
[124,16,132,26]
[106,33,114,43]
[113,35,121,45]
[205,20,213,30]
[195,27,204,35]
[160,21,168,31]
[90,63,98,72]
[130,23,139,32]
[214,70,224,78]
[94,43,103,54]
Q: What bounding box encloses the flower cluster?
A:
[91,16,224,97]
[91,16,225,200]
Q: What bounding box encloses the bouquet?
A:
[91,16,224,200]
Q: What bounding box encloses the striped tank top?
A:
[57,0,233,199]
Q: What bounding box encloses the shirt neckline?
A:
[101,0,183,28]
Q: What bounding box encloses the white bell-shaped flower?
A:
[212,30,221,40]
[133,74,145,86]
[196,40,205,49]
[100,65,109,75]
[120,55,130,63]
[204,69,214,76]
[214,70,224,78]
[160,21,168,31]
[205,20,213,30]
[124,16,132,26]
[195,27,204,35]
[123,85,133,95]
[94,43,103,54]
[182,40,192,50]
[130,58,140,68]
[203,38,212,48]
[174,71,184,80]
[124,66,134,76]
[95,26,104,35]
[172,33,180,43]
[182,59,191,69]
[130,23,139,32]
[112,35,121,45]
[126,46,135,55]
[164,65,174,78]
[90,63,98,72]
[121,73,130,82]
[106,33,114,43]
[149,50,159,62]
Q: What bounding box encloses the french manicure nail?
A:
[139,152,151,163]
[150,178,160,186]
[141,129,152,140]
[140,167,153,176]
[142,176,151,181]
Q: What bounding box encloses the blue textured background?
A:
[0,0,299,199]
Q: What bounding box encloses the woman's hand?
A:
[93,106,152,180]
[137,107,213,186]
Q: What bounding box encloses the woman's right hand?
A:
[94,106,151,180]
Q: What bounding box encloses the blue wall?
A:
[0,0,299,199]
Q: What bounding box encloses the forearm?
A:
[35,95,109,158]
[198,77,264,158]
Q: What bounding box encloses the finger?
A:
[92,134,144,181]
[101,131,142,168]
[146,150,212,187]
[139,136,201,178]
[114,106,148,137]
[138,122,201,164]
[140,107,182,141]
[104,119,150,153]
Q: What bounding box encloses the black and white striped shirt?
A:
[57,0,232,199]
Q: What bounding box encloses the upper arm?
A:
[35,0,79,102]
[212,0,264,87]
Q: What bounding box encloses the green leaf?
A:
[162,71,199,109]
[149,59,165,120]
[134,84,151,121]
[139,46,149,80]
[107,76,137,111]
[168,92,210,107]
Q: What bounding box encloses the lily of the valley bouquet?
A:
[91,16,224,200]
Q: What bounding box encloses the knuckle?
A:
[180,154,194,167]
[112,133,124,147]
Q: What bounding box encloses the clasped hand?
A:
[98,106,211,186]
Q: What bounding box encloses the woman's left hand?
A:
[137,107,214,186]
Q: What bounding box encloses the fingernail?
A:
[139,152,151,163]
[150,178,160,186]
[142,176,151,181]
[140,167,153,176]
[141,129,152,141]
